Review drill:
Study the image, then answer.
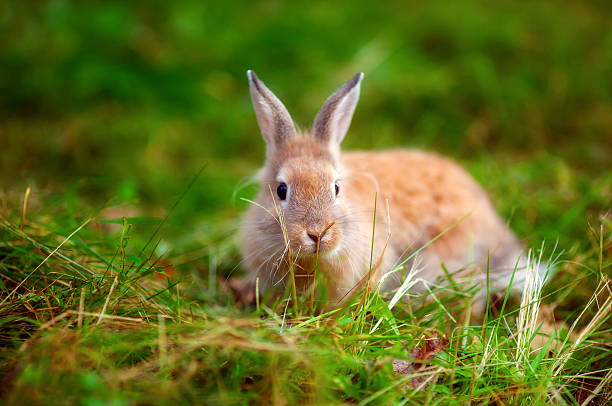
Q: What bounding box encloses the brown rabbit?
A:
[239,71,545,307]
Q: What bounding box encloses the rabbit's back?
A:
[342,149,521,282]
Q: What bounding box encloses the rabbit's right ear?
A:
[247,70,296,149]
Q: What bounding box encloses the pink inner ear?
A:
[312,73,363,145]
[253,100,274,139]
[328,85,361,145]
[248,71,297,146]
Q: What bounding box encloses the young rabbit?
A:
[239,71,544,307]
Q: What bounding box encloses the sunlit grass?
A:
[0,186,610,404]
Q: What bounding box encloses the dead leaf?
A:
[152,259,175,281]
[393,330,449,390]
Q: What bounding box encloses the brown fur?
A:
[240,72,525,306]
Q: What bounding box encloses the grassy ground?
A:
[1,0,612,404]
[0,175,610,405]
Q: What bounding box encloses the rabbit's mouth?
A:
[299,240,339,257]
[297,225,338,255]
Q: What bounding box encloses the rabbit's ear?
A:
[247,70,296,148]
[313,73,363,146]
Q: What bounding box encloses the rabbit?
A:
[238,70,547,308]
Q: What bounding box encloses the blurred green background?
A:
[1,0,610,252]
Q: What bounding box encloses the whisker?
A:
[226,242,282,279]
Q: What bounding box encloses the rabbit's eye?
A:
[334,181,340,197]
[277,183,287,200]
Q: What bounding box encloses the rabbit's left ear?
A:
[313,72,363,146]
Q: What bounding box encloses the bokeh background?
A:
[1,3,611,403]
[1,0,610,257]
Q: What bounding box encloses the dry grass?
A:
[1,189,611,405]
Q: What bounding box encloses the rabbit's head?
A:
[246,71,363,257]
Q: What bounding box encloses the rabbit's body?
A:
[341,149,522,291]
[239,71,530,306]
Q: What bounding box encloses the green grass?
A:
[1,176,611,404]
[1,0,611,404]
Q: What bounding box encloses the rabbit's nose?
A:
[307,233,320,244]
[307,228,328,244]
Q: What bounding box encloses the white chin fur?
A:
[301,244,340,258]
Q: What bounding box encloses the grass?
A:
[0,178,611,404]
[1,0,611,404]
